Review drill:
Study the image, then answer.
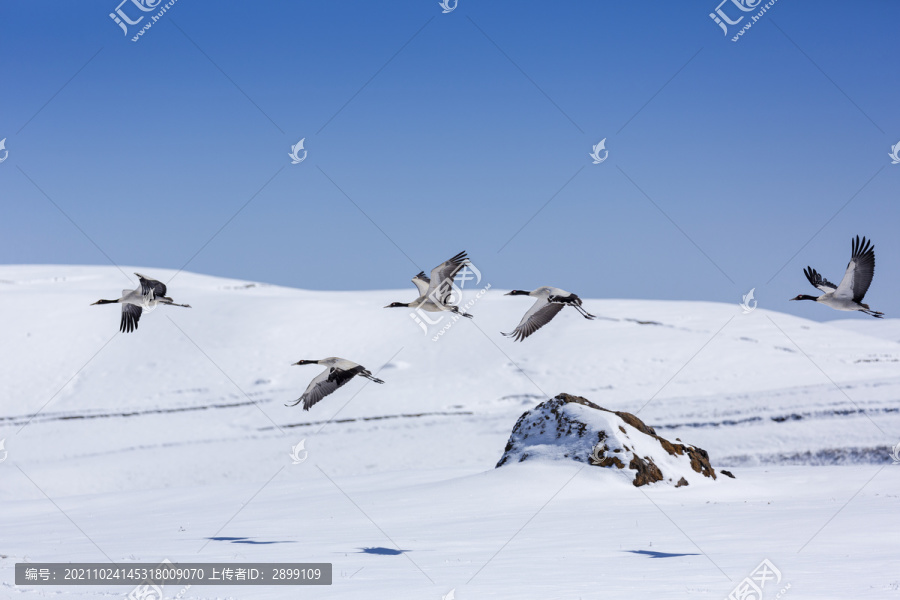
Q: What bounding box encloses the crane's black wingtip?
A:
[852,235,874,257]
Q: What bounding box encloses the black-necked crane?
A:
[91,273,191,333]
[791,235,884,318]
[385,251,474,318]
[287,357,384,410]
[502,286,596,341]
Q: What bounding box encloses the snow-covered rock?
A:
[496,393,731,487]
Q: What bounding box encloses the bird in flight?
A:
[791,235,883,318]
[91,273,191,333]
[385,251,474,318]
[502,286,596,341]
[287,357,384,411]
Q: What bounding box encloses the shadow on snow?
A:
[625,550,699,558]
[206,536,295,545]
[356,547,409,556]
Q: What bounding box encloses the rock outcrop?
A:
[496,393,728,487]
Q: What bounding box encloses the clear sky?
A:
[1,0,898,320]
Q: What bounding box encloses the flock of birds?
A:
[91,236,884,410]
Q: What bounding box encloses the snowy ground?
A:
[1,265,898,599]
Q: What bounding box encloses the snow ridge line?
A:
[0,395,277,426]
[656,405,900,430]
[721,445,895,466]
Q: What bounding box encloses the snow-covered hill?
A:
[2,265,898,599]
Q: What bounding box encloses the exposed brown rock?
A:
[497,393,728,487]
[629,455,664,487]
[614,410,657,436]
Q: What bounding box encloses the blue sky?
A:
[1,0,898,319]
